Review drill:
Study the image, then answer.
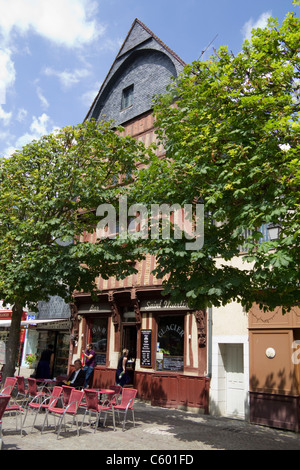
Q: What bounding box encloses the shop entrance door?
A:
[122,325,137,385]
[36,330,70,378]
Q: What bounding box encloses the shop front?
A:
[0,308,27,372]
[76,291,210,413]
[135,298,209,411]
[77,301,117,387]
[21,296,72,379]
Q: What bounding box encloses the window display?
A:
[54,332,70,377]
[156,316,184,371]
[88,317,108,366]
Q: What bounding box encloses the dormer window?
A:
[121,84,134,110]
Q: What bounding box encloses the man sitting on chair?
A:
[58,359,86,389]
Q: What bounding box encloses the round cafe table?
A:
[36,378,56,394]
[88,388,115,402]
[99,389,114,395]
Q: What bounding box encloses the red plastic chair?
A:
[0,377,24,433]
[4,400,24,435]
[80,389,115,433]
[42,389,83,438]
[114,388,137,431]
[109,384,122,394]
[108,384,122,405]
[0,395,10,449]
[16,376,29,406]
[0,377,17,396]
[27,378,49,403]
[23,386,63,432]
[62,385,73,407]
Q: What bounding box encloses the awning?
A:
[0,318,69,328]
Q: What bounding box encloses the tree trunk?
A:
[2,302,24,382]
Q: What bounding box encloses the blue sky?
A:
[0,0,297,158]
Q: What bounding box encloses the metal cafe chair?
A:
[3,398,24,435]
[80,389,116,433]
[42,389,84,438]
[61,385,73,407]
[0,377,17,396]
[108,384,122,404]
[15,376,29,407]
[27,378,50,404]
[0,395,10,448]
[23,386,63,432]
[113,388,137,431]
[0,378,25,434]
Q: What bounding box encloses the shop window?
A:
[156,316,184,372]
[0,330,9,344]
[88,317,108,366]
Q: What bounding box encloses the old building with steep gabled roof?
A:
[85,18,185,125]
[70,19,300,432]
[73,19,210,412]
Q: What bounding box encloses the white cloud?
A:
[81,87,100,105]
[36,85,49,109]
[29,113,51,136]
[0,0,104,47]
[43,67,91,89]
[0,0,104,117]
[241,11,272,41]
[0,47,16,104]
[16,108,28,122]
[4,113,58,157]
[0,130,11,141]
[0,105,12,125]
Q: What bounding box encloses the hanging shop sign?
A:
[141,329,152,368]
[35,320,71,330]
[78,303,111,314]
[140,300,191,312]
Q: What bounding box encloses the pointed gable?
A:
[85,19,185,125]
[116,20,152,58]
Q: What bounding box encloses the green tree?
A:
[0,119,145,380]
[131,6,300,313]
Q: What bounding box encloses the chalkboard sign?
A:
[141,329,152,368]
[163,356,184,371]
[95,353,106,366]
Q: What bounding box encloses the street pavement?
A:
[1,400,300,454]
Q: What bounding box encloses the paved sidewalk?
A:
[1,400,300,451]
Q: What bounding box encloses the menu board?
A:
[141,329,152,368]
[163,356,184,371]
[95,353,106,366]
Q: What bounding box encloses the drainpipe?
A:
[207,307,212,378]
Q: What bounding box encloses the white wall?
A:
[209,300,249,419]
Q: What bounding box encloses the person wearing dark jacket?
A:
[58,359,86,389]
[35,344,54,379]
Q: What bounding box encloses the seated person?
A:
[58,359,86,389]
